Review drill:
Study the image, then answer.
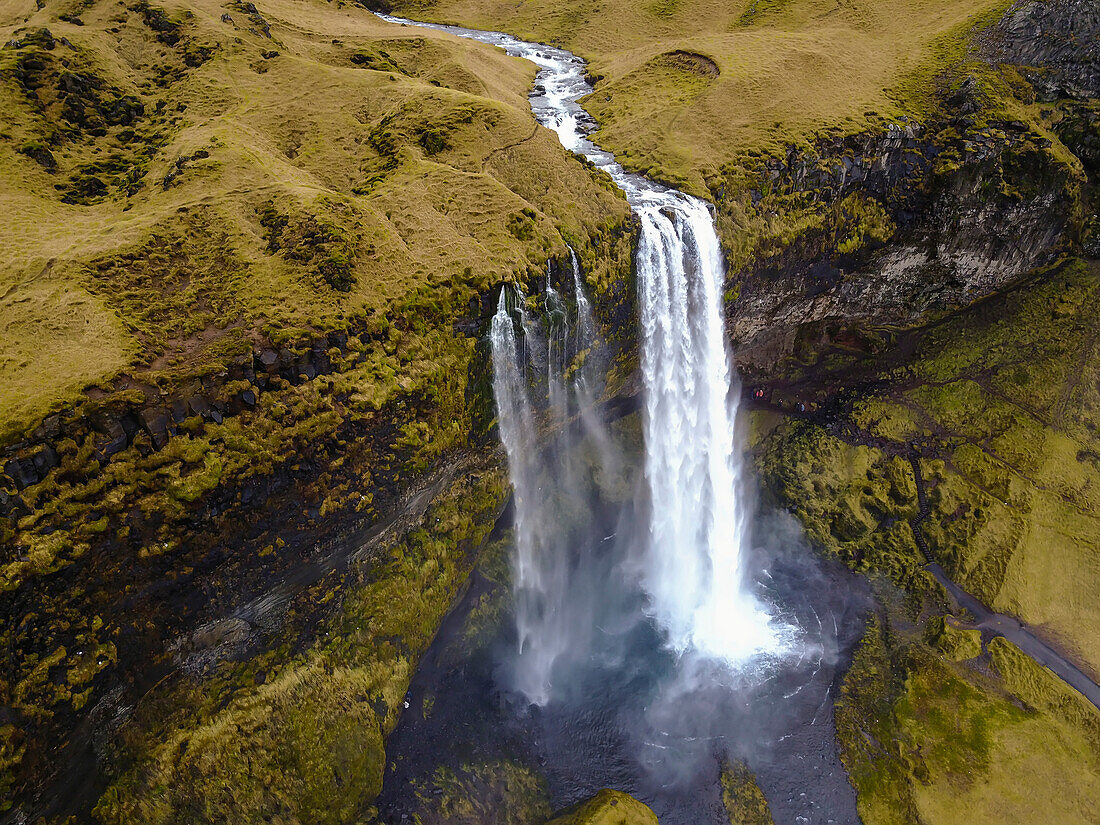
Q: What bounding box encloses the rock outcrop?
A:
[545,790,659,825]
[982,0,1100,100]
[722,116,1081,375]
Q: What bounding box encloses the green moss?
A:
[757,420,923,585]
[759,259,1100,674]
[836,591,1100,825]
[168,453,223,503]
[17,138,55,167]
[398,0,1022,194]
[926,616,982,662]
[94,467,508,823]
[408,760,551,825]
[719,760,773,825]
[833,193,894,256]
[0,0,631,443]
[258,200,359,292]
[895,658,1027,779]
[834,614,922,825]
[0,726,24,812]
[545,789,658,825]
[737,0,793,27]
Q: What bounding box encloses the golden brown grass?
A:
[838,617,1100,825]
[391,0,1014,192]
[0,0,629,441]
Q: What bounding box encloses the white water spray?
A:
[378,13,792,694]
[489,266,612,704]
[489,285,554,702]
[634,199,784,661]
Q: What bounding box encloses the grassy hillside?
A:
[385,0,1014,191]
[757,258,1100,675]
[0,0,629,443]
[835,609,1100,825]
[753,256,1100,822]
[0,0,634,813]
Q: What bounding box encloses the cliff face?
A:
[737,3,1100,821]
[0,0,633,817]
[722,116,1082,373]
[983,0,1099,100]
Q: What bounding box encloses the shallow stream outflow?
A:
[375,13,869,824]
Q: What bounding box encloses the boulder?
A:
[30,444,59,477]
[139,407,171,449]
[93,415,129,460]
[3,457,38,489]
[545,790,658,825]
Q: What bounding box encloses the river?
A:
[373,13,870,825]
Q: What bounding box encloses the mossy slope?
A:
[385,0,1016,191]
[545,789,658,825]
[0,0,634,814]
[835,604,1100,825]
[0,0,631,439]
[92,465,508,823]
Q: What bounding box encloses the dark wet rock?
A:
[4,456,38,489]
[236,1,272,37]
[30,444,59,477]
[1085,216,1100,258]
[92,415,128,460]
[18,141,56,168]
[187,395,211,418]
[1054,100,1100,175]
[171,617,252,676]
[945,74,981,114]
[724,112,1082,374]
[139,407,171,449]
[170,398,189,423]
[32,414,61,441]
[120,412,140,440]
[982,0,1100,100]
[706,4,1096,382]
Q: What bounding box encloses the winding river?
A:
[374,11,1100,824]
[373,13,869,825]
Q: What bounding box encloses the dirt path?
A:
[908,456,1100,711]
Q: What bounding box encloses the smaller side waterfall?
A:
[489,256,614,704]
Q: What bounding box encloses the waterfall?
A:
[378,13,791,702]
[635,199,782,661]
[490,264,612,704]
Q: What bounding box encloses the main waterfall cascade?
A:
[378,13,793,703]
[635,201,791,662]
